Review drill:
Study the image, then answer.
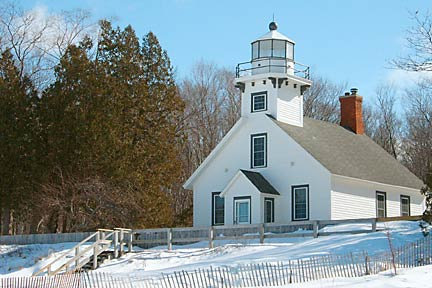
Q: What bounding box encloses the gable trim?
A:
[183,118,246,190]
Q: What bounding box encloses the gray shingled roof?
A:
[270,116,423,190]
[240,170,280,195]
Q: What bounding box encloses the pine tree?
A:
[0,49,38,234]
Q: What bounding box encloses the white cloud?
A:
[385,69,432,90]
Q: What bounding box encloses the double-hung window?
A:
[376,192,387,218]
[292,185,309,221]
[251,92,267,112]
[400,195,410,216]
[264,198,274,223]
[212,192,224,225]
[251,133,267,168]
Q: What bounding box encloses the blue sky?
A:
[21,0,431,101]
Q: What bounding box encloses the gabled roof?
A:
[270,116,424,190]
[240,170,280,195]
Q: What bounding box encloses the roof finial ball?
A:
[269,21,278,31]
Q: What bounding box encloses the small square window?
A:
[251,92,267,112]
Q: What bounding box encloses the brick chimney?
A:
[339,88,364,134]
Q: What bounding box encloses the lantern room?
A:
[251,22,294,61]
[236,22,309,79]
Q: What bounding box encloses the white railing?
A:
[33,228,133,276]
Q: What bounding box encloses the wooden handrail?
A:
[33,231,99,276]
[33,228,128,277]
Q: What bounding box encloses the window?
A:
[259,40,272,57]
[376,192,387,218]
[251,133,267,168]
[400,195,410,216]
[212,192,224,225]
[272,40,286,58]
[251,92,267,112]
[264,198,274,223]
[234,197,251,224]
[286,42,294,60]
[252,41,259,59]
[292,185,309,221]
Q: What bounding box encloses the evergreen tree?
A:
[0,49,38,234]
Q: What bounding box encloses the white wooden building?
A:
[183,22,425,227]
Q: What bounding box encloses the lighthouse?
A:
[235,22,312,127]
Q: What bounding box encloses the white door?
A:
[234,198,250,224]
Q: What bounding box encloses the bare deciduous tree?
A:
[303,75,346,123]
[391,11,432,72]
[401,79,432,181]
[368,85,402,159]
[0,1,96,88]
[180,61,240,171]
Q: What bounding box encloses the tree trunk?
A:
[1,207,12,235]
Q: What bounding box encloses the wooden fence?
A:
[0,232,94,245]
[133,217,380,249]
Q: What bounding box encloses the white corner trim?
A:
[183,118,246,190]
[332,174,422,192]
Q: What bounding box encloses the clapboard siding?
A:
[331,175,424,220]
[277,96,302,127]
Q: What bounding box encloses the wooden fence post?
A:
[167,228,173,251]
[93,232,100,270]
[128,232,133,252]
[209,226,214,249]
[114,230,119,258]
[371,218,377,232]
[259,223,265,244]
[313,221,318,238]
[75,246,79,268]
[119,229,124,256]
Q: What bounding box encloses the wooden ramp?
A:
[33,228,133,276]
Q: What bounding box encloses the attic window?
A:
[251,91,267,112]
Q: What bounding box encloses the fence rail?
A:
[133,217,383,249]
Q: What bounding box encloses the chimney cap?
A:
[350,88,358,95]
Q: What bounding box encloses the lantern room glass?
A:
[251,39,294,60]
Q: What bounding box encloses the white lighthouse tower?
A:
[235,22,312,127]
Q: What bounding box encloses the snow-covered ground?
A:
[0,221,430,287]
[276,265,432,287]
